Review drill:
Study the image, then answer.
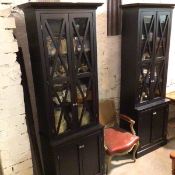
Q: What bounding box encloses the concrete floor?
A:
[109,126,175,175]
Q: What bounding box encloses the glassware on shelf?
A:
[60,38,67,55]
[84,39,90,52]
[142,52,150,60]
[46,36,56,56]
[52,65,66,78]
[141,34,145,40]
[73,36,90,53]
[73,37,82,52]
[140,92,148,102]
[46,36,68,56]
[143,68,148,75]
[148,32,153,42]
[78,64,88,73]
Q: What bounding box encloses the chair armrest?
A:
[170,151,175,159]
[119,114,136,135]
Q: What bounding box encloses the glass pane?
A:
[46,19,68,79]
[141,15,155,61]
[76,77,94,126]
[152,61,164,98]
[137,62,152,103]
[53,82,73,134]
[155,15,168,59]
[72,17,92,74]
[44,18,73,135]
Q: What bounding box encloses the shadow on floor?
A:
[110,154,135,169]
[0,151,4,175]
[164,138,175,150]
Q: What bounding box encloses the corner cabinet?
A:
[120,3,174,157]
[18,2,104,175]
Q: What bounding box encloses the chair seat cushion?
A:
[104,127,139,155]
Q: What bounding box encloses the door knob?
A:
[153,112,157,115]
[73,103,78,107]
[79,144,85,149]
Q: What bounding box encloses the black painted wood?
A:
[18,2,104,175]
[14,12,43,175]
[122,3,175,8]
[18,2,103,9]
[120,4,173,157]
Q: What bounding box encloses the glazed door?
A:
[137,11,156,105]
[69,13,97,128]
[41,14,77,136]
[152,11,171,99]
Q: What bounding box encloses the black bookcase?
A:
[120,3,174,157]
[18,2,104,175]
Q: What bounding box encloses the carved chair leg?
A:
[105,154,112,175]
[133,141,139,162]
[170,152,175,175]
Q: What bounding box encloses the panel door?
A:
[41,14,77,136]
[69,13,98,128]
[151,105,167,142]
[79,133,102,175]
[152,11,171,99]
[138,109,152,148]
[56,144,80,175]
[137,11,156,105]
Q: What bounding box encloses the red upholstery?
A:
[104,127,139,155]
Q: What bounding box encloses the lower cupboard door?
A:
[56,144,80,175]
[79,134,102,175]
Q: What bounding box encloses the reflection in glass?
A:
[141,15,154,61]
[138,63,151,103]
[45,18,74,135]
[153,61,164,98]
[156,15,168,59]
[78,104,90,126]
[72,17,92,74]
[54,110,67,134]
[76,77,93,127]
[46,36,56,56]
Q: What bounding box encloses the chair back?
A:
[99,100,116,126]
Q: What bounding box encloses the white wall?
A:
[0,1,32,175]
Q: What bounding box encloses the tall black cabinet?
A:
[18,2,104,175]
[120,3,174,157]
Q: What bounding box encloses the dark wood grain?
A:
[13,11,43,175]
[107,0,122,35]
[122,3,175,8]
[18,2,103,9]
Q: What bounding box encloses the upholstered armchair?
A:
[99,100,139,174]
